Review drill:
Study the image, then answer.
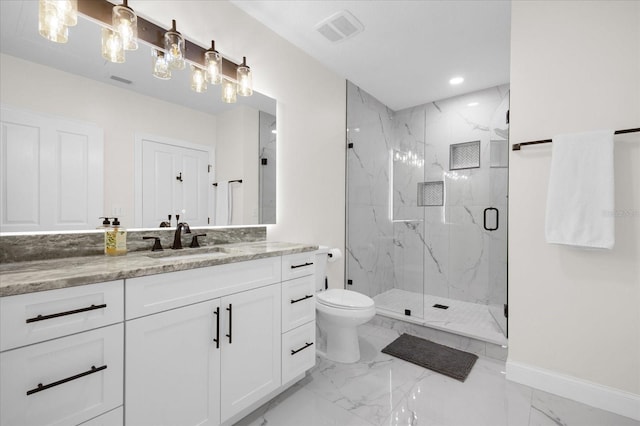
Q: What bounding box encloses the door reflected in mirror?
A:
[0,1,276,232]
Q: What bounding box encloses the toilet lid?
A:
[317,289,374,310]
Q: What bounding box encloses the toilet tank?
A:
[315,246,330,292]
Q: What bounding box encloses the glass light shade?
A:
[205,50,222,85]
[151,49,171,80]
[221,78,237,104]
[101,27,125,63]
[113,4,138,51]
[190,66,207,93]
[57,0,77,26]
[237,57,252,97]
[164,30,185,70]
[38,0,69,43]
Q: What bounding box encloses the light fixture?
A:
[449,76,464,85]
[112,0,137,51]
[38,0,78,43]
[236,56,253,97]
[37,1,257,101]
[151,49,171,80]
[190,65,207,93]
[101,27,124,63]
[221,78,237,103]
[205,41,222,85]
[164,20,185,70]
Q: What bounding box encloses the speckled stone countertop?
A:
[0,241,317,297]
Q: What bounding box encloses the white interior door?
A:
[139,135,210,228]
[0,106,103,232]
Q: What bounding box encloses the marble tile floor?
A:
[374,289,508,346]
[235,323,639,426]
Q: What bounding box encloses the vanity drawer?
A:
[126,256,281,319]
[0,323,124,426]
[0,280,124,351]
[281,275,315,332]
[282,252,316,281]
[282,322,316,385]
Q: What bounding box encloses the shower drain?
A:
[433,304,449,310]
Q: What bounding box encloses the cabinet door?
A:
[220,284,281,423]
[125,299,221,426]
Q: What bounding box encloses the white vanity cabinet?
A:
[0,281,124,426]
[124,256,283,426]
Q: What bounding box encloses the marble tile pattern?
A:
[373,290,508,346]
[0,226,266,263]
[0,240,316,297]
[346,81,396,297]
[236,323,639,426]
[346,82,510,317]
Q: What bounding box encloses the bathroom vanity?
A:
[0,240,318,426]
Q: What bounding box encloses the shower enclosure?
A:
[346,82,509,345]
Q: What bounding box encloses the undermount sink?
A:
[145,246,240,261]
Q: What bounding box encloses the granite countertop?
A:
[0,241,318,297]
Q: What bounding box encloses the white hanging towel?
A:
[229,181,243,225]
[545,129,615,249]
[215,181,230,226]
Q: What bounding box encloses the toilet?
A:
[315,248,376,363]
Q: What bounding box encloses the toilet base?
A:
[324,324,361,363]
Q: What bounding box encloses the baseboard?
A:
[506,360,640,421]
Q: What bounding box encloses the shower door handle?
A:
[484,207,499,231]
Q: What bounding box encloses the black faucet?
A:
[171,222,191,249]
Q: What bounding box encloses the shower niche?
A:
[346,81,509,345]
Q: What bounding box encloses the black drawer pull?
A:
[225,304,232,344]
[26,365,107,396]
[213,307,220,348]
[290,262,313,269]
[290,294,313,304]
[291,342,314,355]
[26,304,107,323]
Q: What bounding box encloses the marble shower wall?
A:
[346,82,395,297]
[346,81,509,310]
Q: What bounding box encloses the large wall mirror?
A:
[0,1,276,233]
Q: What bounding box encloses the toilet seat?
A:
[317,289,374,310]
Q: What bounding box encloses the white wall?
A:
[508,0,640,412]
[130,1,347,286]
[0,53,217,229]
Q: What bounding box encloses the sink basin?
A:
[145,246,239,261]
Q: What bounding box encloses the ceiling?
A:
[231,0,511,111]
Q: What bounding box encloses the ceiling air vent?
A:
[315,10,364,43]
[110,75,132,85]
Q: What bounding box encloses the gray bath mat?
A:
[381,333,478,382]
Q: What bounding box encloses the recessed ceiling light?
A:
[467,102,479,107]
[449,76,464,85]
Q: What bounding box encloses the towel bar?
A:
[512,127,640,151]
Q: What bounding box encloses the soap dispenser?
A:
[105,217,127,256]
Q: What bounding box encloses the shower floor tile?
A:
[373,288,507,345]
